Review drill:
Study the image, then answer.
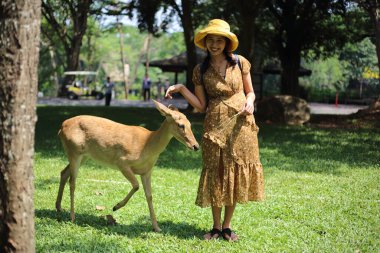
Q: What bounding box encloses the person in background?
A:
[142,73,152,101]
[156,77,163,100]
[102,76,114,106]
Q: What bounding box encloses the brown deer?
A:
[56,100,199,232]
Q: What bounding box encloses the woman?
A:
[165,19,264,241]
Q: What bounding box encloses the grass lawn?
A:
[34,106,380,252]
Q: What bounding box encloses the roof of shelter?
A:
[147,51,311,77]
[147,48,206,72]
[262,62,312,76]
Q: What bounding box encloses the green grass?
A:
[35,106,380,252]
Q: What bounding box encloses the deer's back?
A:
[59,115,152,164]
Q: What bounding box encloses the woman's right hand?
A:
[165,84,184,99]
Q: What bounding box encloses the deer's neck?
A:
[146,119,173,156]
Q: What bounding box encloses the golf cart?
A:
[61,71,104,100]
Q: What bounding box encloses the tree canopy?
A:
[39,0,378,100]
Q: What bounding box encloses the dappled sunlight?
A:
[34,107,379,252]
[258,124,380,174]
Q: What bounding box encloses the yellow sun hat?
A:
[194,19,239,52]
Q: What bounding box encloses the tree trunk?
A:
[375,17,380,79]
[61,0,91,90]
[279,46,302,97]
[40,39,60,96]
[238,20,255,64]
[275,1,303,98]
[145,33,152,75]
[130,34,152,94]
[368,3,380,83]
[48,45,60,97]
[181,0,196,93]
[63,39,83,86]
[118,22,129,99]
[236,0,265,64]
[0,0,41,252]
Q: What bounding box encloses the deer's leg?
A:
[113,167,139,211]
[69,155,82,222]
[141,172,161,232]
[56,164,70,212]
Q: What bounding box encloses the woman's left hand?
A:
[241,97,254,115]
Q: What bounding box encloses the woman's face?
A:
[205,34,227,56]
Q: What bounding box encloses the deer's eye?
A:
[178,124,185,130]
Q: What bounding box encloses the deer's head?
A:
[153,100,199,151]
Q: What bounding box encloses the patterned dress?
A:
[194,55,264,207]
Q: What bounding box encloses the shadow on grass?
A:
[258,123,380,174]
[36,106,380,175]
[35,208,204,239]
[35,177,60,190]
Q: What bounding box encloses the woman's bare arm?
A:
[165,84,207,113]
[241,72,256,115]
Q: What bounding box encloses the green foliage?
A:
[301,56,346,101]
[94,25,186,88]
[39,20,186,97]
[35,106,380,252]
[339,38,378,84]
[39,17,66,93]
[298,38,379,101]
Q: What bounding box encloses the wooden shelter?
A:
[262,62,312,76]
[146,52,312,100]
[147,48,206,84]
[146,49,264,99]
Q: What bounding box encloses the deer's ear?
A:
[153,100,172,116]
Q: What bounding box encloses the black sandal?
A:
[222,228,239,242]
[204,228,221,240]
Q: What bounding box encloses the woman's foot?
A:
[221,228,238,242]
[203,228,221,240]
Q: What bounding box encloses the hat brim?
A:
[194,28,239,52]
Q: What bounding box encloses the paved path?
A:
[308,102,367,115]
[38,98,368,115]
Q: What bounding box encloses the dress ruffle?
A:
[196,159,264,208]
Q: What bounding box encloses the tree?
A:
[41,0,132,94]
[205,0,266,69]
[41,0,92,87]
[170,0,197,93]
[132,0,202,93]
[0,0,41,252]
[355,0,380,78]
[266,0,361,97]
[234,1,266,65]
[340,38,377,87]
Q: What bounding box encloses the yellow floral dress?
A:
[193,55,264,207]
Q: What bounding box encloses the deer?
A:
[56,100,199,232]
